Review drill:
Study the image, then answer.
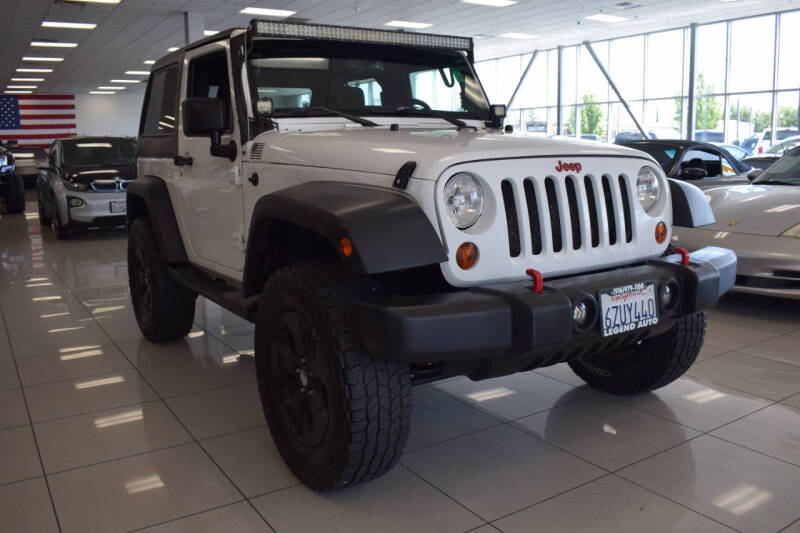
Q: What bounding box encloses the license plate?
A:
[110,201,126,213]
[599,281,659,337]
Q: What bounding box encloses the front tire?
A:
[128,217,196,342]
[255,262,412,490]
[3,174,25,214]
[37,190,52,225]
[568,312,706,395]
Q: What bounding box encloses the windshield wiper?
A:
[758,179,799,186]
[294,106,379,127]
[379,110,477,131]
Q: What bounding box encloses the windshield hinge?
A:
[393,161,417,190]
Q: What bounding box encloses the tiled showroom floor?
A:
[2,195,800,533]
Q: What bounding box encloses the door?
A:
[176,44,245,274]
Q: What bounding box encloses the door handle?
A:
[173,155,193,166]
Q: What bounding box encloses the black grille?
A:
[523,178,542,254]
[501,180,521,257]
[544,177,562,253]
[619,175,633,243]
[584,176,600,247]
[602,176,617,245]
[565,177,581,250]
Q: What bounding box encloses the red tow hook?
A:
[674,247,690,267]
[526,268,544,293]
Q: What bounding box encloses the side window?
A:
[141,66,179,136]
[681,148,724,178]
[187,52,232,132]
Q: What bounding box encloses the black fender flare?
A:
[126,175,188,264]
[668,178,715,228]
[243,181,447,296]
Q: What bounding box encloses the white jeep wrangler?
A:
[128,20,736,490]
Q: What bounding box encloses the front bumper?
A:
[356,247,735,373]
[61,189,127,228]
[675,227,800,299]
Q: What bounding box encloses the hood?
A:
[702,184,800,236]
[252,124,650,180]
[63,165,136,185]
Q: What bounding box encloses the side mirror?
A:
[181,97,236,161]
[747,168,763,181]
[489,104,506,129]
[680,167,707,180]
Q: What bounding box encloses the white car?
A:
[127,20,736,490]
[674,146,800,299]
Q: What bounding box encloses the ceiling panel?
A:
[0,0,792,96]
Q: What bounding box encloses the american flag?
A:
[0,94,76,149]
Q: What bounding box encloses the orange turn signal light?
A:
[456,242,478,270]
[339,237,353,258]
[655,222,667,244]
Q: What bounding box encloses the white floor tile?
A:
[0,478,59,533]
[711,403,800,467]
[688,352,800,401]
[137,502,270,533]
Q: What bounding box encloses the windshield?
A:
[754,147,800,185]
[622,143,680,172]
[247,40,490,127]
[61,139,136,167]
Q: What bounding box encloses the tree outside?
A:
[673,73,723,131]
[567,93,605,137]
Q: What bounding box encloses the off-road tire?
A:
[128,216,196,342]
[37,190,52,226]
[255,262,412,490]
[569,312,706,395]
[3,174,25,214]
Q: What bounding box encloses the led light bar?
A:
[251,20,472,53]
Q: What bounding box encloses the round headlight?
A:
[444,173,484,229]
[636,166,661,213]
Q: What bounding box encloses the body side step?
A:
[167,265,258,321]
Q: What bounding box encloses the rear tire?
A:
[568,312,706,395]
[128,216,196,342]
[255,262,412,490]
[3,174,25,214]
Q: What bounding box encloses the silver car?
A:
[37,137,136,239]
[673,147,800,299]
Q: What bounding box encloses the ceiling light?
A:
[98,86,125,90]
[17,68,53,73]
[385,20,433,29]
[239,7,296,17]
[65,0,120,3]
[31,41,78,48]
[462,0,517,6]
[500,32,539,39]
[110,79,140,83]
[11,77,44,82]
[90,91,114,94]
[585,13,628,22]
[125,71,150,75]
[167,47,179,52]
[5,90,32,94]
[41,21,97,30]
[23,57,64,62]
[204,30,219,36]
[143,60,155,65]
[7,85,37,89]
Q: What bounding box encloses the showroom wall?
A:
[75,93,143,137]
[477,9,800,146]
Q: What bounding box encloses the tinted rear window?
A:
[141,66,179,136]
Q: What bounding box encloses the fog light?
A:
[573,301,588,326]
[68,197,85,208]
[456,242,478,270]
[661,284,673,307]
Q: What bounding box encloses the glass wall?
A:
[475,9,800,151]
